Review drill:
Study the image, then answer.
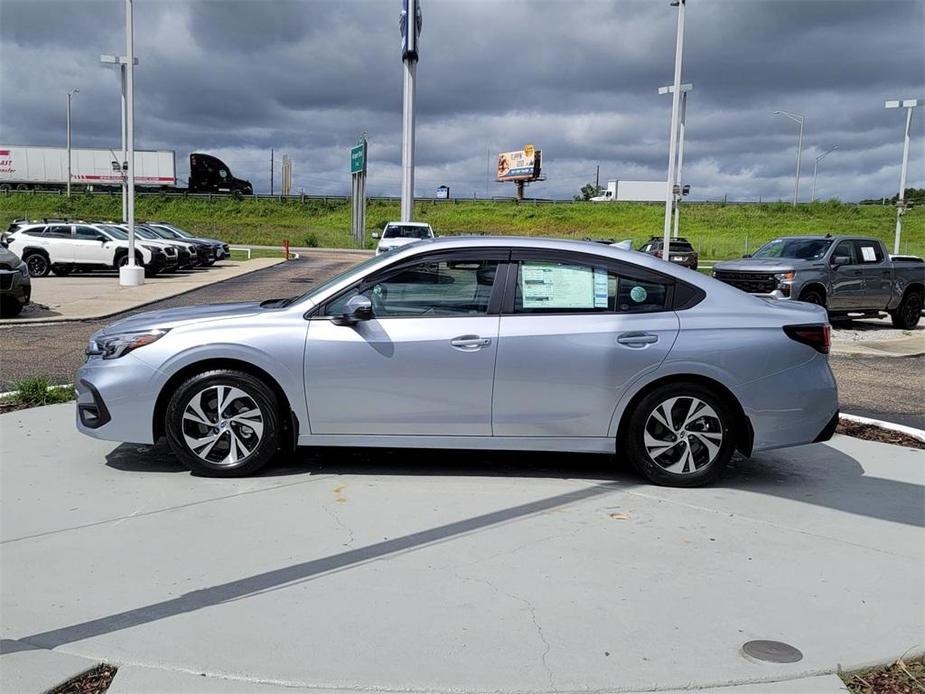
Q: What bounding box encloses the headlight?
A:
[774,271,796,282]
[141,244,163,254]
[89,329,169,360]
[18,262,28,277]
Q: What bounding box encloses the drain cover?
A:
[742,640,803,663]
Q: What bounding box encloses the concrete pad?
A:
[2,258,283,324]
[108,664,306,693]
[1,404,922,693]
[0,644,100,693]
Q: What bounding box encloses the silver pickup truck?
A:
[713,235,924,329]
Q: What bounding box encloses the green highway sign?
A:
[350,142,367,175]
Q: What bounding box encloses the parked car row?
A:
[2,219,230,280]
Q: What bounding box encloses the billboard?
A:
[496,146,541,182]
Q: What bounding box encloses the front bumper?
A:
[75,354,164,444]
[0,269,31,305]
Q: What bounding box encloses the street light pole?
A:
[773,110,805,206]
[119,0,143,286]
[662,0,686,257]
[659,83,692,238]
[101,54,138,221]
[810,145,838,202]
[885,98,921,254]
[400,0,422,222]
[66,88,79,197]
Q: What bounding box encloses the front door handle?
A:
[450,335,492,351]
[617,332,659,347]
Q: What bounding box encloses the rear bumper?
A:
[732,353,839,452]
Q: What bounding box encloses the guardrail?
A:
[0,188,898,206]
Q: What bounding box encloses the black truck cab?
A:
[189,153,253,195]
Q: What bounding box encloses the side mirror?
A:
[832,255,850,267]
[100,237,108,244]
[332,294,373,326]
[742,253,752,258]
[371,232,380,240]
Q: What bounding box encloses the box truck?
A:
[590,180,668,202]
[0,147,252,195]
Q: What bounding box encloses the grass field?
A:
[2,193,922,259]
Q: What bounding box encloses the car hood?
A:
[714,258,808,273]
[97,301,264,336]
[378,237,421,248]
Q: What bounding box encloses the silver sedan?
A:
[75,237,838,486]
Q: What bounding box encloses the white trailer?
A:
[591,179,668,202]
[0,146,176,191]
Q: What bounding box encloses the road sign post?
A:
[350,138,368,247]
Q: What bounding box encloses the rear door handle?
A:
[617,332,659,347]
[451,335,492,351]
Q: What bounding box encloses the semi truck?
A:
[0,147,252,195]
[591,180,668,202]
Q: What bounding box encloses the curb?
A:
[0,259,285,327]
[840,413,925,443]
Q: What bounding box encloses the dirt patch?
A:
[48,664,118,694]
[838,419,925,449]
[841,655,925,693]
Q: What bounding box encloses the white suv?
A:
[5,222,174,277]
[372,222,435,255]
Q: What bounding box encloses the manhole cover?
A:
[742,640,803,663]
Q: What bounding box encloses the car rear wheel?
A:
[625,382,735,487]
[889,291,923,329]
[23,252,50,278]
[165,370,279,477]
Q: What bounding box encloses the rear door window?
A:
[512,259,670,314]
[854,241,883,264]
[45,225,72,238]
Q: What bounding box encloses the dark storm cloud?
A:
[1,0,922,201]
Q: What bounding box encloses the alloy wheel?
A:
[181,385,265,467]
[643,396,724,474]
[26,255,48,276]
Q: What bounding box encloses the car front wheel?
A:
[625,382,735,487]
[24,252,50,278]
[165,370,279,477]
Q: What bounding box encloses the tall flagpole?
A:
[400,0,421,222]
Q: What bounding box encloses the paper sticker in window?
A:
[860,245,877,262]
[521,263,595,308]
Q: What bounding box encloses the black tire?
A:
[51,264,73,277]
[0,296,24,318]
[624,382,736,487]
[23,252,50,278]
[144,266,159,278]
[799,288,826,308]
[165,369,280,477]
[889,291,923,330]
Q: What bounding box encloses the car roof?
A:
[385,221,431,227]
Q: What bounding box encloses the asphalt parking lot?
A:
[1,403,922,692]
[1,253,921,428]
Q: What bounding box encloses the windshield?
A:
[286,253,395,307]
[752,238,832,260]
[149,225,182,239]
[383,225,431,239]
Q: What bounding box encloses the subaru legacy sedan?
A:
[76,237,838,487]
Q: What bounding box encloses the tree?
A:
[859,187,925,205]
[575,182,602,201]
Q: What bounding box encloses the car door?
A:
[43,225,75,263]
[72,225,110,264]
[828,240,863,309]
[492,251,680,438]
[304,249,508,435]
[852,240,892,308]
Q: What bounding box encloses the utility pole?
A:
[659,83,692,238]
[810,145,838,202]
[100,54,138,221]
[595,163,600,194]
[773,110,805,206]
[662,0,686,259]
[119,0,143,286]
[400,0,422,222]
[66,89,79,197]
[270,149,274,196]
[885,98,921,254]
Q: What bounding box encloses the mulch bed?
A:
[47,664,117,694]
[837,419,925,450]
[842,655,925,693]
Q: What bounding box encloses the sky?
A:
[1,0,923,202]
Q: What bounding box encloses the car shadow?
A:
[105,438,923,527]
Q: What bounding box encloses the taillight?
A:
[783,324,830,354]
[654,250,662,258]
